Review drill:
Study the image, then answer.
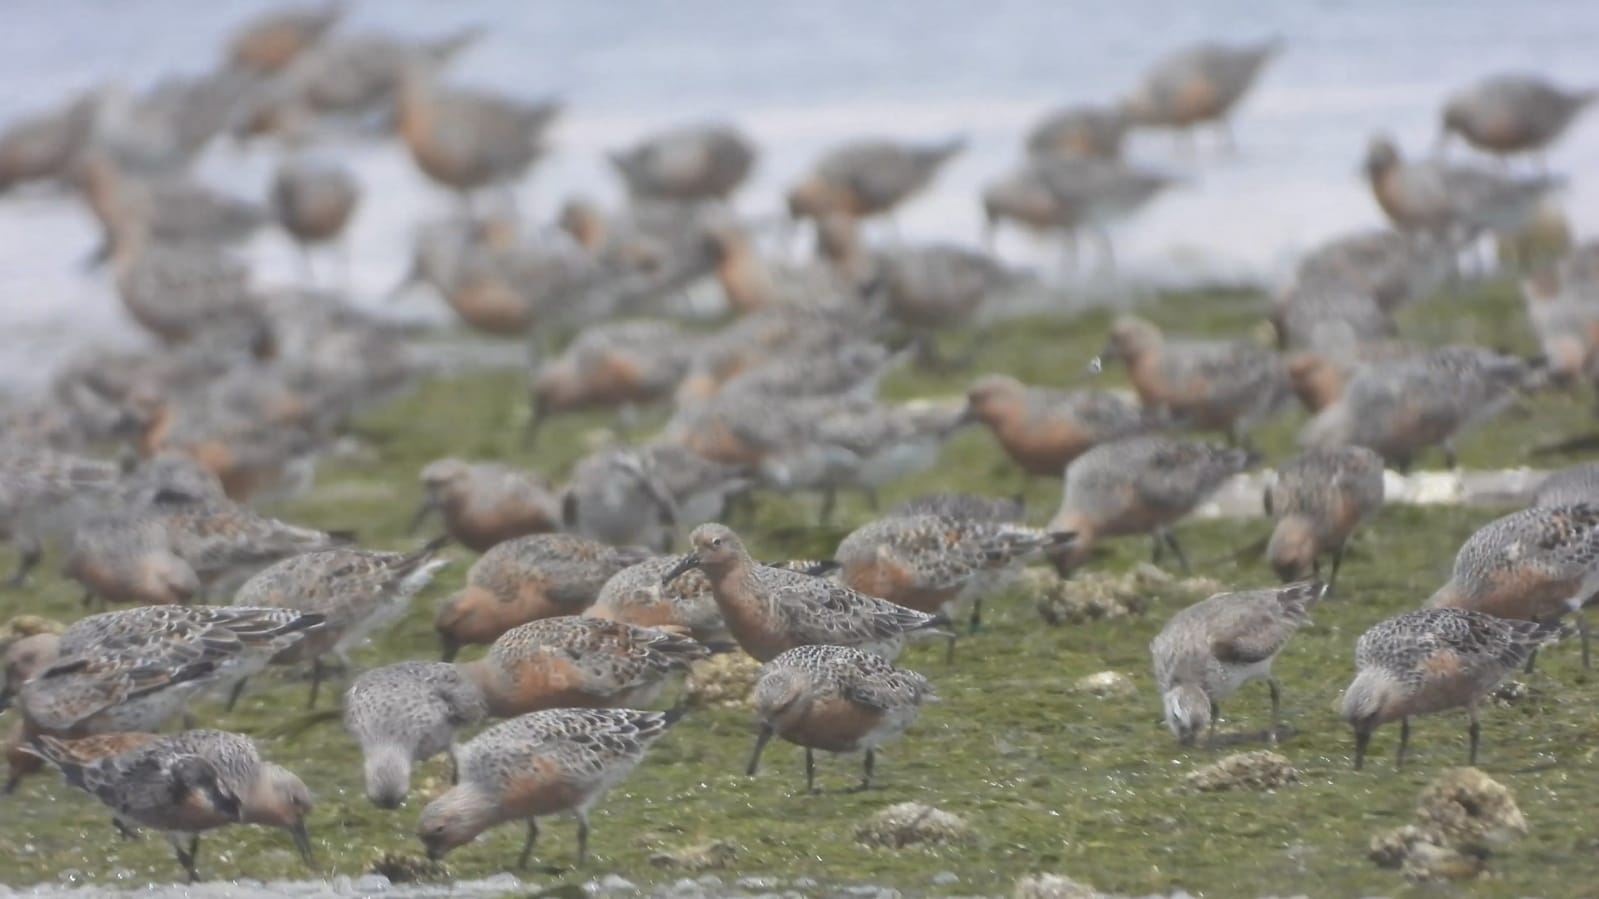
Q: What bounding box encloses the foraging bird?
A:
[1439,73,1596,167]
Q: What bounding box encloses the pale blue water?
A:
[0,0,1595,393]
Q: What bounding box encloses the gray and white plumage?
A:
[344,661,487,809]
[1120,38,1281,132]
[1532,463,1599,508]
[1263,446,1385,586]
[1441,73,1596,159]
[1427,503,1599,633]
[609,122,756,204]
[1150,581,1322,745]
[1365,136,1564,243]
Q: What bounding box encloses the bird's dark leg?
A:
[574,811,590,867]
[1524,647,1539,674]
[1326,545,1346,593]
[517,818,539,869]
[1395,717,1411,770]
[5,538,39,587]
[306,658,325,710]
[1353,727,1370,771]
[1150,534,1166,565]
[1577,611,1592,671]
[967,599,983,635]
[447,750,460,785]
[818,489,837,526]
[1467,705,1481,766]
[745,725,773,777]
[1164,531,1191,574]
[855,748,875,792]
[225,679,248,713]
[804,748,817,794]
[1267,678,1282,745]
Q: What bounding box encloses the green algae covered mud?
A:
[6,282,1599,898]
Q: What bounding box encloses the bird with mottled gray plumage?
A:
[0,89,98,193]
[230,537,452,708]
[963,374,1165,479]
[836,513,1075,659]
[1030,157,1178,272]
[786,136,965,227]
[1026,104,1126,161]
[416,707,681,868]
[455,616,709,718]
[889,491,1025,524]
[586,555,836,643]
[1047,435,1254,575]
[1340,608,1557,769]
[225,1,344,74]
[1427,503,1599,669]
[0,445,122,586]
[525,319,699,447]
[609,122,756,206]
[1095,315,1290,449]
[433,533,653,662]
[410,457,561,552]
[748,644,935,793]
[272,155,360,283]
[1120,38,1282,152]
[1292,228,1452,314]
[1364,135,1563,248]
[1532,463,1599,508]
[1270,279,1396,353]
[1151,581,1322,747]
[1520,268,1599,387]
[1297,345,1530,471]
[343,660,487,810]
[1263,446,1385,588]
[664,523,949,662]
[1439,73,1595,166]
[27,728,314,882]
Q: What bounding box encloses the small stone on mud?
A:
[683,652,762,709]
[856,801,972,848]
[365,851,449,884]
[649,839,738,871]
[1012,872,1099,899]
[1073,670,1136,699]
[1184,750,1298,792]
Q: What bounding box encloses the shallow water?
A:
[1,0,1597,393]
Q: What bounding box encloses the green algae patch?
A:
[3,281,1599,897]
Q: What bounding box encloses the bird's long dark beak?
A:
[407,497,436,535]
[425,843,445,861]
[439,633,461,663]
[662,553,701,585]
[291,819,314,867]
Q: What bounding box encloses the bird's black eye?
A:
[711,538,722,547]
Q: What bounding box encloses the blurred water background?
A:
[0,0,1594,395]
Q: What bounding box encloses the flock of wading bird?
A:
[0,1,1596,884]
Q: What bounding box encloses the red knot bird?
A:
[411,458,561,552]
[271,155,360,283]
[456,616,709,717]
[1047,435,1254,574]
[434,534,653,661]
[586,556,837,643]
[748,644,935,793]
[0,445,121,585]
[77,151,270,266]
[27,728,314,881]
[1427,503,1599,669]
[663,523,949,662]
[836,512,1075,658]
[981,159,1176,268]
[609,122,756,207]
[1532,463,1599,508]
[786,136,966,228]
[1264,446,1385,588]
[1120,38,1282,153]
[1026,104,1127,161]
[1283,342,1414,414]
[964,374,1163,479]
[561,442,754,552]
[1150,581,1323,746]
[225,2,344,73]
[231,537,452,708]
[1521,267,1599,387]
[701,222,859,315]
[1439,73,1596,167]
[1292,229,1452,314]
[1270,278,1396,353]
[343,660,487,809]
[525,319,698,446]
[396,61,561,210]
[1341,608,1557,769]
[107,232,272,354]
[1095,315,1290,448]
[417,707,681,867]
[1364,135,1564,249]
[1297,345,1530,470]
[0,90,98,193]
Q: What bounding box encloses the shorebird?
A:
[1271,279,1396,353]
[1047,435,1254,574]
[410,458,561,552]
[1150,581,1323,746]
[230,537,452,708]
[1027,157,1178,271]
[836,512,1075,657]
[271,155,360,283]
[1439,73,1596,168]
[1094,315,1290,448]
[455,616,709,717]
[1364,135,1564,250]
[786,136,966,229]
[433,534,653,661]
[344,660,487,809]
[0,446,121,586]
[417,707,681,867]
[225,2,344,73]
[1292,229,1453,313]
[1263,446,1385,588]
[1026,104,1126,161]
[1341,608,1556,769]
[963,374,1163,479]
[77,151,270,266]
[1426,503,1599,669]
[664,523,949,662]
[586,556,836,643]
[1520,268,1599,387]
[748,644,935,793]
[1532,463,1599,508]
[1120,38,1282,153]
[27,729,314,881]
[524,319,699,447]
[609,123,756,206]
[0,90,98,193]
